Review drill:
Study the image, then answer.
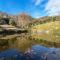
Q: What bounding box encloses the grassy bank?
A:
[31,21,60,43]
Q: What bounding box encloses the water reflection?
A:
[27,45,60,60]
[0,33,60,60]
[0,33,60,52]
[0,45,60,60]
[0,33,32,52]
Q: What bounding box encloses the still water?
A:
[0,33,60,60]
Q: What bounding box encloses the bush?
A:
[9,19,16,26]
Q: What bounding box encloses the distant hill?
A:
[31,19,60,43]
[31,16,60,25]
[16,13,33,28]
[0,11,60,28]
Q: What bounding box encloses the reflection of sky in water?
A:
[30,45,60,60]
[0,45,60,60]
[30,45,49,55]
[35,30,49,34]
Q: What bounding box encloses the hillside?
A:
[31,16,60,25]
[0,11,60,29]
[0,12,33,29]
[31,20,60,43]
[17,13,32,28]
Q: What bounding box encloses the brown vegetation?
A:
[0,12,60,29]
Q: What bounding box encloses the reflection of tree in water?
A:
[13,33,32,52]
[0,33,60,52]
[0,33,32,52]
[0,39,9,52]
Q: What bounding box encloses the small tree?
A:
[9,19,16,26]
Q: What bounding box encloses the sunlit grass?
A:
[31,21,60,43]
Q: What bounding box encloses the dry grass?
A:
[31,21,60,43]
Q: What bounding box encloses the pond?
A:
[0,33,60,60]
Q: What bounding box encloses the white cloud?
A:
[35,0,41,5]
[34,0,41,6]
[33,11,42,18]
[45,0,60,16]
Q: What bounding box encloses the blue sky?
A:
[0,0,60,18]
